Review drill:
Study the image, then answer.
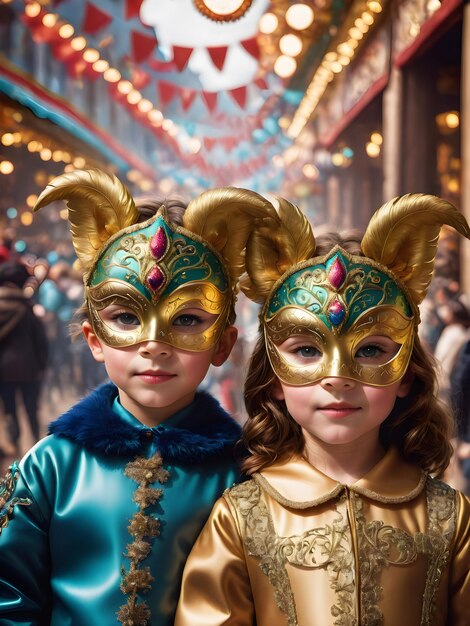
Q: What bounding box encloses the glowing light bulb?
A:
[286,3,314,30]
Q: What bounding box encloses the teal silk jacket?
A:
[0,383,242,626]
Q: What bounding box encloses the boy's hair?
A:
[70,195,236,339]
[241,230,454,477]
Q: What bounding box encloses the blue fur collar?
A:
[48,383,241,462]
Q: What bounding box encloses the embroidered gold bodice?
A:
[228,475,456,626]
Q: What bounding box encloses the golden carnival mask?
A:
[263,247,415,386]
[239,193,470,387]
[86,211,231,349]
[33,169,276,351]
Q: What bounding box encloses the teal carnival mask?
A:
[263,246,415,386]
[239,194,469,387]
[86,210,231,350]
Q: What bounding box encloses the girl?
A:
[175,194,470,626]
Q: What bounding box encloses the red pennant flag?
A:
[229,86,247,109]
[51,40,79,64]
[179,87,197,112]
[148,58,178,72]
[207,46,228,71]
[172,46,193,72]
[241,37,260,60]
[203,137,217,152]
[221,136,238,150]
[82,2,112,35]
[30,23,58,44]
[126,0,144,19]
[202,91,218,112]
[131,65,151,89]
[84,62,101,81]
[131,30,157,63]
[255,76,268,90]
[158,81,177,107]
[69,59,88,80]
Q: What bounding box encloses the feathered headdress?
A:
[240,193,470,314]
[33,169,273,291]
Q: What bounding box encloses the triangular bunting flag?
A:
[131,64,151,89]
[207,46,228,71]
[255,76,268,90]
[179,87,197,112]
[82,1,112,35]
[172,46,193,72]
[50,40,78,63]
[131,30,157,63]
[202,91,218,112]
[126,0,144,20]
[221,136,238,150]
[203,137,217,152]
[69,59,88,80]
[229,86,247,109]
[158,81,177,107]
[241,37,260,60]
[29,23,58,45]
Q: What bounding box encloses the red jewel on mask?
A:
[328,256,346,289]
[150,226,168,259]
[146,226,168,293]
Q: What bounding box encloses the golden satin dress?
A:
[175,447,470,626]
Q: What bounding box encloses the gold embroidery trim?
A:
[253,471,344,509]
[0,462,31,535]
[230,475,457,626]
[117,454,170,626]
[229,480,299,626]
[420,477,456,626]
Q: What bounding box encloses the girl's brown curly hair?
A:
[241,230,454,477]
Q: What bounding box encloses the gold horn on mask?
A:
[361,193,470,306]
[239,196,316,303]
[182,186,277,290]
[33,169,139,274]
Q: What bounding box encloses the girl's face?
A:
[272,334,412,449]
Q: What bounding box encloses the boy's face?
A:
[272,334,412,448]
[82,211,239,424]
[83,313,237,425]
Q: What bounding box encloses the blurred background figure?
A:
[430,294,470,495]
[37,260,107,401]
[0,260,48,461]
[434,298,470,404]
[0,236,12,263]
[448,317,470,493]
[418,277,458,353]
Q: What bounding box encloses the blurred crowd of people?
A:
[0,236,107,469]
[420,277,470,493]
[1,233,469,492]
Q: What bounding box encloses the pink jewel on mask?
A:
[146,265,166,292]
[328,297,346,327]
[328,257,346,289]
[150,226,168,260]
[146,227,168,293]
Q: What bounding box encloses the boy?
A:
[0,170,268,626]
